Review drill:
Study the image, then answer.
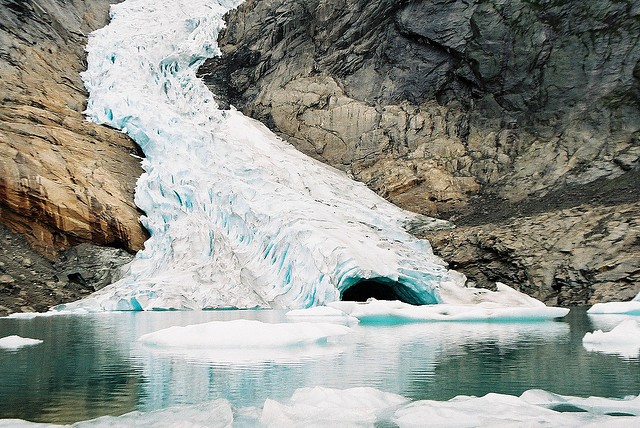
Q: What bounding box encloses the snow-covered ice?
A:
[394,389,640,427]
[286,306,359,324]
[54,0,571,312]
[138,319,351,363]
[588,291,640,315]
[0,335,43,350]
[2,386,638,426]
[583,319,640,359]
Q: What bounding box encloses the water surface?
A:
[0,307,637,424]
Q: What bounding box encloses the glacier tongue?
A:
[69,0,469,311]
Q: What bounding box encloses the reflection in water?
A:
[0,308,638,424]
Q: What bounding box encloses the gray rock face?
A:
[201,0,640,304]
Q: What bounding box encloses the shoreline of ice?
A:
[2,386,638,427]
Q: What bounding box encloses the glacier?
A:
[0,335,43,350]
[61,0,560,312]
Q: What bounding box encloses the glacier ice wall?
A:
[68,0,469,311]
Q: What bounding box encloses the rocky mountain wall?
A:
[201,0,640,304]
[0,0,147,257]
[0,0,147,314]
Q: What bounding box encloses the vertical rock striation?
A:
[0,0,147,257]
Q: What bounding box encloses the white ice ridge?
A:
[64,0,557,311]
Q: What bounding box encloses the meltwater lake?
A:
[0,307,638,424]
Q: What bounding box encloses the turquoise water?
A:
[0,308,637,424]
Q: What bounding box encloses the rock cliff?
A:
[0,0,147,257]
[0,0,145,314]
[201,0,640,304]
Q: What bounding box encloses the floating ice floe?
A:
[587,296,640,315]
[394,389,640,427]
[2,387,638,427]
[328,285,569,324]
[0,335,43,350]
[139,319,351,363]
[5,309,89,319]
[583,319,640,359]
[140,319,350,348]
[286,306,359,325]
[260,386,408,426]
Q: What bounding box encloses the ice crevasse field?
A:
[1,0,639,426]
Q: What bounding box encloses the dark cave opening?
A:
[341,277,423,304]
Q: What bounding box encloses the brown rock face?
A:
[0,0,147,258]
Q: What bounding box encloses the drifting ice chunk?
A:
[520,389,640,416]
[140,319,350,348]
[0,335,43,350]
[66,0,486,312]
[583,319,640,359]
[329,296,569,324]
[139,319,351,363]
[394,390,640,427]
[260,386,408,426]
[73,399,233,428]
[588,301,640,315]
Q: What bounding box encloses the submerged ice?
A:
[64,0,562,311]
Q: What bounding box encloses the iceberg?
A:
[583,319,640,359]
[394,389,640,427]
[138,319,350,363]
[328,283,569,323]
[0,335,43,350]
[260,386,408,426]
[3,386,637,426]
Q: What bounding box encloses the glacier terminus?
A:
[61,0,563,314]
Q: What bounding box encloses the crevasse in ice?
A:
[65,0,538,311]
